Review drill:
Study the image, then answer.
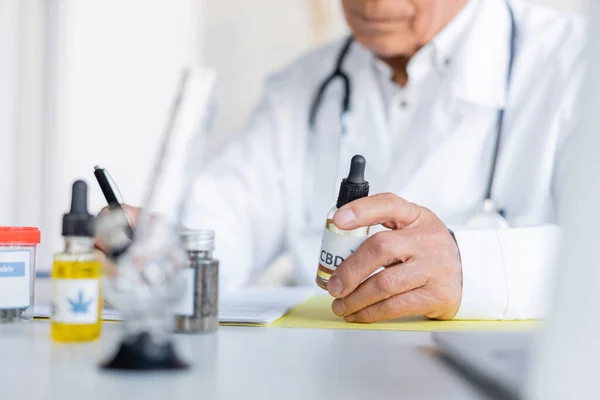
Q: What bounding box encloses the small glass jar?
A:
[0,227,41,323]
[174,229,219,333]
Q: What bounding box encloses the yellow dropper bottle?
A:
[51,180,102,342]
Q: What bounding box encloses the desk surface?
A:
[2,280,489,399]
[0,322,490,400]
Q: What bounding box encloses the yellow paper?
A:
[270,296,539,332]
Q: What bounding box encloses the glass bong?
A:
[96,66,217,370]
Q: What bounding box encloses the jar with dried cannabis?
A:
[174,229,219,333]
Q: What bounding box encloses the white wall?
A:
[203,0,347,151]
[0,0,19,225]
[0,0,45,230]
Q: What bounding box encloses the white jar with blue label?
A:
[0,227,41,323]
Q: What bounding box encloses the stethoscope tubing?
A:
[308,1,517,213]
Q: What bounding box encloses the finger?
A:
[95,236,110,254]
[333,193,421,231]
[344,287,434,323]
[122,205,140,227]
[332,261,427,316]
[97,204,139,227]
[95,204,139,255]
[328,230,415,298]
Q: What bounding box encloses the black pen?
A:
[94,165,120,205]
[93,165,134,241]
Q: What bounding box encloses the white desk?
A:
[0,280,490,399]
[0,323,494,400]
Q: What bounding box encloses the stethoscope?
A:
[307,1,517,230]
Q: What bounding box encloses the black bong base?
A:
[101,331,189,371]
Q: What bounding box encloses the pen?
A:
[93,165,134,241]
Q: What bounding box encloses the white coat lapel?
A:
[386,0,514,207]
[401,104,499,222]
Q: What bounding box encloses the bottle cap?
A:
[336,155,370,208]
[0,227,41,245]
[62,180,94,237]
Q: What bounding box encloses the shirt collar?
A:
[369,0,513,108]
[371,0,479,81]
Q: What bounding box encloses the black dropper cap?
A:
[62,180,94,237]
[336,155,370,208]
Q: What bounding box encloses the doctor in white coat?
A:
[171,0,585,322]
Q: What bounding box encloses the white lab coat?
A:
[184,0,585,320]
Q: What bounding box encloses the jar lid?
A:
[181,229,214,252]
[0,227,41,245]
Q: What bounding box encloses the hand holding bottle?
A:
[327,193,463,322]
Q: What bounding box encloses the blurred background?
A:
[0,0,587,270]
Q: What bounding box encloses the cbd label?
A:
[318,228,368,271]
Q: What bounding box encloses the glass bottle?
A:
[316,155,370,291]
[316,206,370,290]
[51,181,102,342]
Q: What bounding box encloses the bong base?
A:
[101,331,189,371]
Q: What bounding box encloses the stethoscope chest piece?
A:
[465,199,509,229]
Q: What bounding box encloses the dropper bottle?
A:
[51,180,103,342]
[316,155,370,290]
